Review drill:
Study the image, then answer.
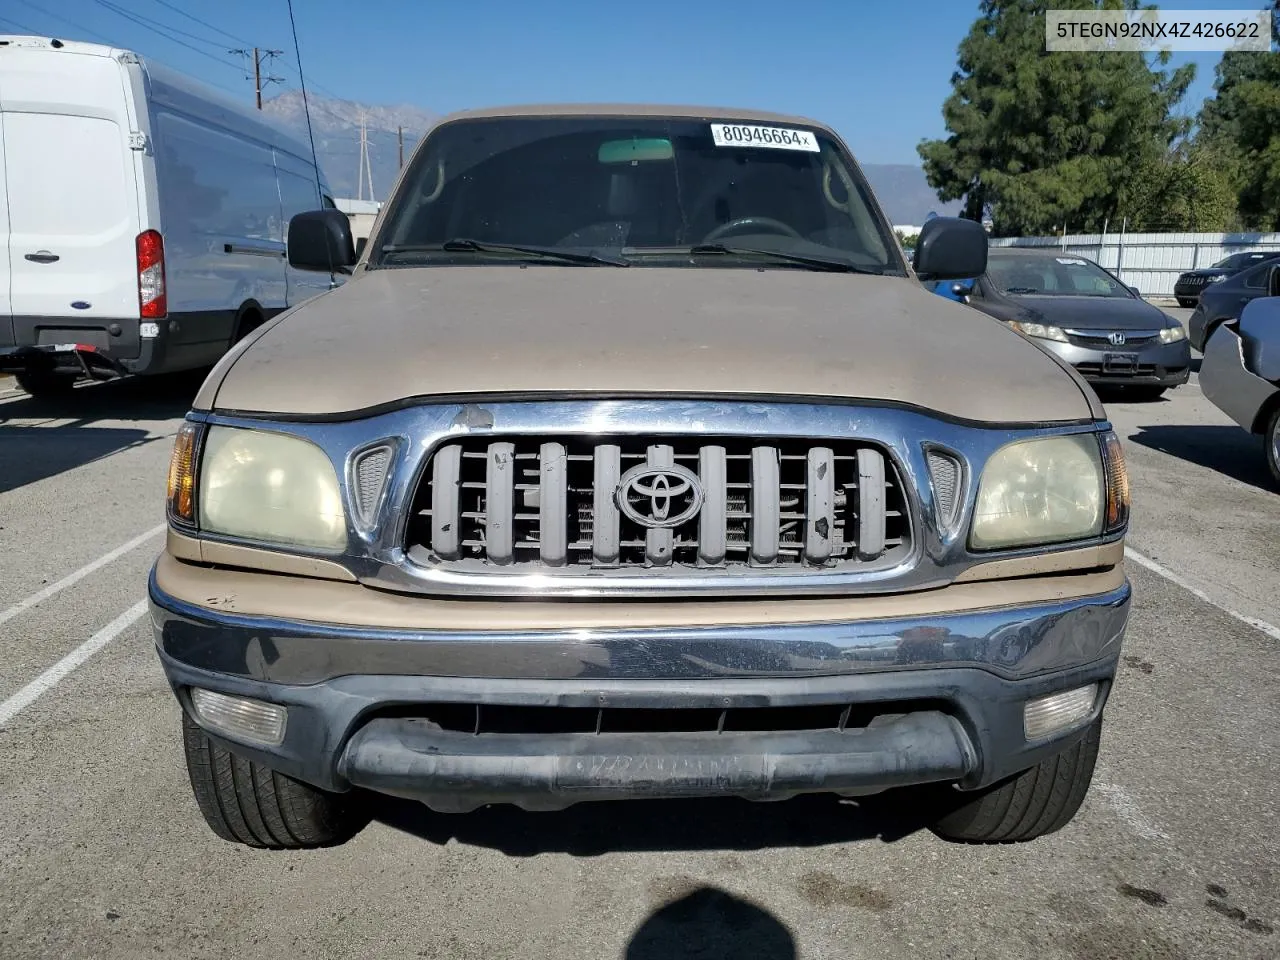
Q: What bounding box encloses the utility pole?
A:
[398,126,404,169]
[356,112,376,202]
[230,47,285,110]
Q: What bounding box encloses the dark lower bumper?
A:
[340,712,978,812]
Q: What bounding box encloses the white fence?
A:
[989,231,1280,297]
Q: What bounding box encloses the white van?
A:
[0,35,338,396]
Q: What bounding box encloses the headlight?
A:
[1207,275,1227,283]
[1008,320,1068,342]
[198,426,347,550]
[970,434,1106,550]
[1159,325,1187,343]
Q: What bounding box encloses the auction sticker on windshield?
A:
[711,124,820,152]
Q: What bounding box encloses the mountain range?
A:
[261,91,959,225]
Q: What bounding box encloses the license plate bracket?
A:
[1103,353,1137,373]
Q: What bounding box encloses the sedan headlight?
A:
[1207,275,1228,283]
[1008,320,1068,343]
[1159,325,1187,343]
[197,426,347,550]
[970,433,1117,550]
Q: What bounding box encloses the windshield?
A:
[987,253,1130,298]
[1211,252,1273,271]
[371,116,901,273]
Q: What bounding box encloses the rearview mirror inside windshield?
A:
[597,138,674,164]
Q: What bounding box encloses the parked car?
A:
[1199,265,1280,485]
[0,35,338,396]
[953,248,1190,399]
[1173,250,1280,308]
[153,105,1131,850]
[1187,257,1277,352]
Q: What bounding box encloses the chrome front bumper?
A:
[151,571,1129,809]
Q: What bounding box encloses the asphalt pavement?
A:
[2,310,1279,959]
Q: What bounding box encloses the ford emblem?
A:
[71,301,91,310]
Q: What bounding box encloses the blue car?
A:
[932,278,976,302]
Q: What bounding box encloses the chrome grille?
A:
[1064,329,1159,348]
[407,436,911,572]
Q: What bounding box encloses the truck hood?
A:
[199,267,1099,423]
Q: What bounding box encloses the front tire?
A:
[16,371,77,397]
[181,712,367,849]
[929,720,1101,843]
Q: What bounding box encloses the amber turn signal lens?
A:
[1101,430,1129,532]
[167,423,199,524]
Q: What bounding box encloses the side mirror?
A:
[1269,263,1280,298]
[287,209,355,273]
[913,217,988,281]
[1127,284,1141,298]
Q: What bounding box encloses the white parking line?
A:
[1125,545,1280,642]
[0,599,149,728]
[0,524,165,628]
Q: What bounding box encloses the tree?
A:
[1121,146,1240,232]
[919,0,1194,236]
[1197,3,1280,229]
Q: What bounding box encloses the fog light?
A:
[1023,684,1097,740]
[190,688,287,745]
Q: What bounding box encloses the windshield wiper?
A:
[381,239,629,267]
[688,243,883,274]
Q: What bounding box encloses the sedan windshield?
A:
[1211,252,1275,271]
[987,253,1130,298]
[371,116,901,273]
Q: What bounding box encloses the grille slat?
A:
[698,445,727,566]
[539,442,567,566]
[407,435,911,576]
[430,444,462,560]
[750,446,780,564]
[856,448,886,559]
[592,444,621,565]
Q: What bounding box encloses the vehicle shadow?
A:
[1126,424,1273,492]
[624,886,797,959]
[367,790,932,857]
[0,370,204,424]
[0,372,204,494]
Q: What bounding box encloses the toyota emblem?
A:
[616,464,704,529]
[1108,331,1126,345]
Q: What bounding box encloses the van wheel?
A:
[16,371,77,397]
[928,720,1101,843]
[1265,407,1280,489]
[233,310,265,344]
[181,712,367,849]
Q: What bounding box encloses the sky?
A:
[0,0,1268,165]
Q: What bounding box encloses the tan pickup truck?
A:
[153,105,1131,848]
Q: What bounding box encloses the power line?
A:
[13,0,116,44]
[146,0,251,47]
[89,0,244,72]
[0,14,42,34]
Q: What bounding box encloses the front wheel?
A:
[928,720,1101,843]
[1266,407,1280,490]
[181,712,367,848]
